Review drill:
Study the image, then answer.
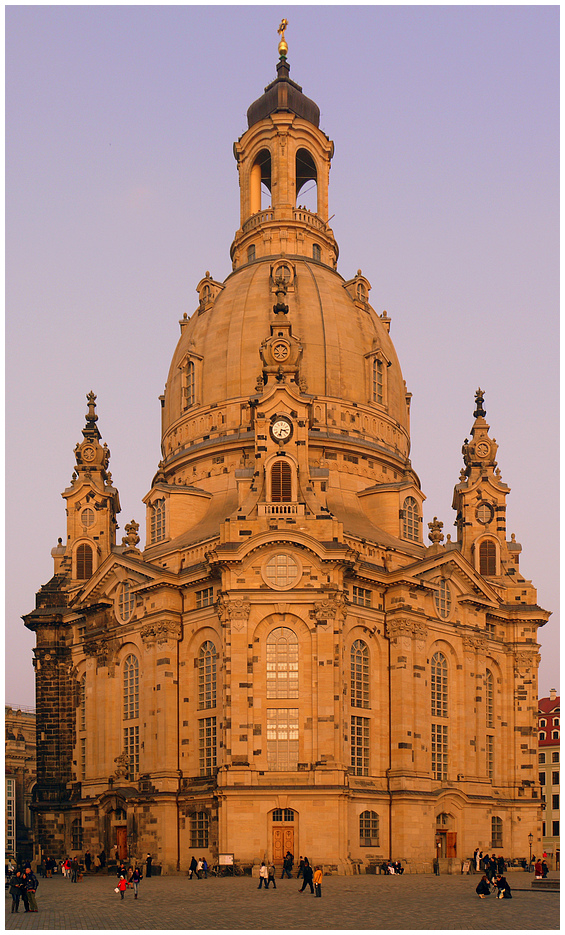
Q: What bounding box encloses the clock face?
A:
[272,342,290,362]
[82,446,96,462]
[476,441,490,459]
[270,418,292,441]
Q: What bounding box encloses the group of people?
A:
[473,849,506,878]
[533,857,549,879]
[257,853,323,897]
[379,860,404,875]
[476,873,512,899]
[8,866,39,913]
[115,864,143,900]
[188,856,209,879]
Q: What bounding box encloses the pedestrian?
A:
[541,859,549,878]
[299,859,314,893]
[496,854,505,875]
[9,870,23,913]
[84,851,91,873]
[494,874,512,899]
[94,854,101,873]
[297,856,305,879]
[534,858,543,879]
[257,861,268,889]
[189,855,197,879]
[281,850,293,879]
[196,857,203,879]
[202,857,208,879]
[99,850,106,869]
[476,874,491,897]
[118,876,127,900]
[115,848,120,862]
[267,862,277,889]
[46,857,53,878]
[23,867,39,912]
[131,866,142,899]
[313,865,323,897]
[71,858,79,883]
[146,853,152,878]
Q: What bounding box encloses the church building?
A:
[25,28,549,874]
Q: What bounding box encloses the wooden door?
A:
[446,832,457,858]
[272,828,294,864]
[116,826,127,860]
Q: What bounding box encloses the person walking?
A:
[473,848,480,873]
[131,866,142,899]
[71,858,79,883]
[189,855,197,879]
[541,859,549,879]
[313,866,323,897]
[297,856,305,879]
[257,861,269,889]
[23,867,39,912]
[267,862,277,889]
[202,857,208,879]
[94,854,101,873]
[281,851,293,879]
[298,859,314,893]
[118,876,128,900]
[9,870,23,913]
[196,858,203,879]
[99,850,106,870]
[145,854,152,878]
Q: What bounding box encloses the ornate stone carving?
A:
[428,517,444,545]
[140,620,182,646]
[113,751,130,780]
[386,618,428,641]
[216,594,251,631]
[309,592,347,626]
[122,520,141,555]
[514,651,541,669]
[463,635,489,654]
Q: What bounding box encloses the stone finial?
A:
[428,516,444,545]
[473,387,486,418]
[113,751,130,780]
[122,520,140,552]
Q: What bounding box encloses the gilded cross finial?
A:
[278,19,288,59]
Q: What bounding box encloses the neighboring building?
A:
[24,31,550,873]
[5,705,36,865]
[539,689,560,869]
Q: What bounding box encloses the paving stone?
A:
[4,871,559,930]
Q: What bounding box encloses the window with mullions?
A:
[352,586,371,607]
[431,723,448,780]
[267,708,299,771]
[71,818,83,852]
[123,725,139,778]
[118,581,135,623]
[372,358,384,404]
[271,460,292,502]
[359,810,379,847]
[198,641,217,709]
[151,499,166,542]
[479,540,496,576]
[351,640,369,708]
[123,655,139,720]
[350,716,370,776]
[76,543,93,579]
[491,816,503,848]
[434,580,451,619]
[190,811,209,848]
[553,771,560,786]
[485,669,494,728]
[79,673,86,731]
[272,808,295,822]
[402,497,419,541]
[431,653,448,718]
[486,735,494,781]
[196,587,214,609]
[199,717,217,776]
[267,628,298,699]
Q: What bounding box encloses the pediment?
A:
[71,552,172,608]
[400,550,500,609]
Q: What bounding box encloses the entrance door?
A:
[272,828,294,865]
[116,826,127,860]
[436,831,456,858]
[446,832,457,858]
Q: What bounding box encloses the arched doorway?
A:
[271,807,296,866]
[435,812,457,859]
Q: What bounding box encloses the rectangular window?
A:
[552,821,559,836]
[190,811,209,848]
[432,723,448,781]
[123,725,139,779]
[198,716,217,776]
[352,586,371,607]
[539,752,546,764]
[81,737,86,780]
[267,708,299,771]
[486,735,494,781]
[542,821,546,836]
[553,751,560,763]
[552,794,559,810]
[491,815,503,848]
[196,587,214,609]
[539,772,546,786]
[359,811,379,847]
[350,716,370,776]
[552,771,560,786]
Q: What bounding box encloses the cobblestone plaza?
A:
[4,871,559,930]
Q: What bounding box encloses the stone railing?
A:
[257,502,305,516]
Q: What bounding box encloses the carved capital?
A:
[514,651,541,669]
[216,595,251,631]
[309,592,347,625]
[140,620,182,646]
[463,635,489,654]
[386,618,427,641]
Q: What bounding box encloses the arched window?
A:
[357,282,368,302]
[434,580,452,619]
[359,810,379,847]
[247,244,256,262]
[295,148,317,212]
[491,815,503,848]
[185,360,195,407]
[271,460,292,502]
[123,655,139,721]
[431,653,448,718]
[267,628,298,698]
[351,640,369,708]
[372,358,384,405]
[250,148,271,213]
[539,731,546,741]
[71,817,83,851]
[117,581,135,624]
[479,540,496,576]
[76,543,93,579]
[552,730,559,740]
[272,808,295,822]
[312,243,321,262]
[402,497,419,541]
[539,719,547,728]
[79,673,86,732]
[198,641,217,709]
[485,669,494,728]
[151,499,166,543]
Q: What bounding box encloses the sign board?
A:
[462,860,471,874]
[219,853,234,866]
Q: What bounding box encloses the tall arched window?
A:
[151,499,166,543]
[185,360,195,407]
[71,817,83,852]
[359,810,379,846]
[267,627,298,698]
[479,540,496,576]
[372,358,383,404]
[198,641,217,709]
[351,640,369,708]
[271,460,292,502]
[491,815,503,848]
[295,148,317,212]
[76,543,93,579]
[402,497,419,541]
[485,670,494,728]
[79,673,86,731]
[117,581,135,624]
[123,655,139,779]
[431,652,448,781]
[431,652,448,718]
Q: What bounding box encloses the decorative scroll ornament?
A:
[386,618,428,641]
[140,620,182,646]
[216,594,251,630]
[463,635,489,654]
[514,651,541,669]
[309,592,347,626]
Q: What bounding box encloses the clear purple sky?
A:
[6,6,559,707]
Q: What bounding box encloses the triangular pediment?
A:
[398,549,500,609]
[71,552,174,609]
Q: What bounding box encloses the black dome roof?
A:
[247,59,320,129]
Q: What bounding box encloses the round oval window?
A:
[263,553,301,590]
[81,508,95,528]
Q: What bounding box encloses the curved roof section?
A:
[247,59,320,129]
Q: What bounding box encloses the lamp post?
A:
[528,833,533,872]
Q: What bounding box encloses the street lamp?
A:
[528,833,533,872]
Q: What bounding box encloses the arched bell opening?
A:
[250,149,272,214]
[295,148,318,214]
